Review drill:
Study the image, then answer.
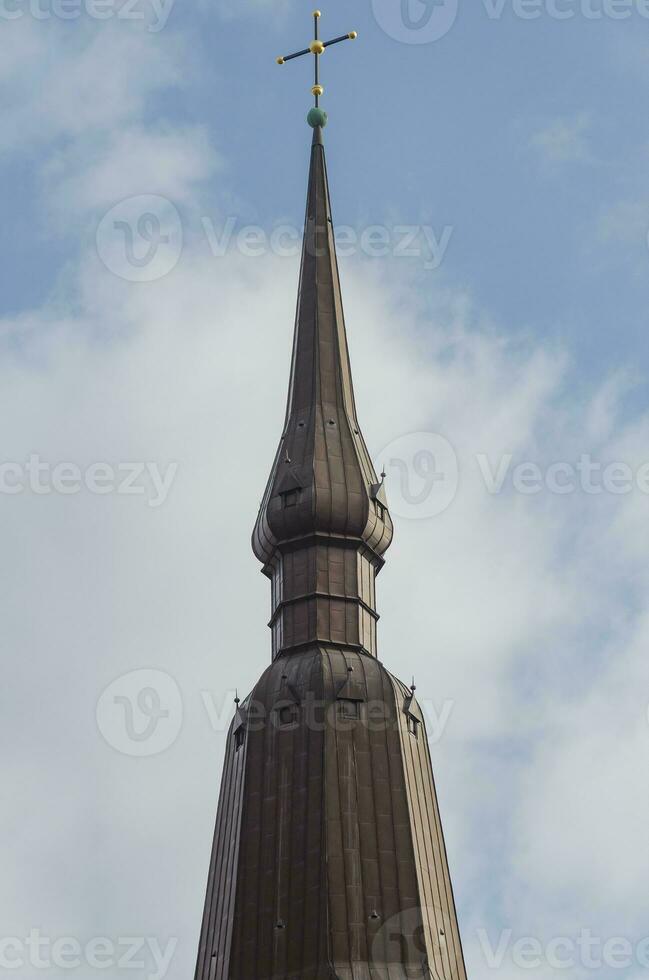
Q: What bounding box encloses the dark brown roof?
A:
[194,128,468,980]
[195,649,468,980]
[251,128,393,662]
[252,126,393,572]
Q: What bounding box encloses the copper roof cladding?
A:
[252,127,393,659]
[194,649,469,980]
[194,125,468,980]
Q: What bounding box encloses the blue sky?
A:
[5,0,649,376]
[1,2,649,980]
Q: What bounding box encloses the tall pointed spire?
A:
[253,126,392,659]
[194,32,468,980]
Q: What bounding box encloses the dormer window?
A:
[407,715,419,738]
[338,699,361,721]
[278,704,299,727]
[283,489,299,508]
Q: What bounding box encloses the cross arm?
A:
[276,32,357,65]
[277,47,311,65]
[323,32,357,49]
[274,12,357,114]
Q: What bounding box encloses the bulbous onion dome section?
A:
[252,127,393,573]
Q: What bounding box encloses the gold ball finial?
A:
[276,56,285,64]
[348,30,358,39]
[313,9,321,17]
[312,84,324,97]
[309,39,325,54]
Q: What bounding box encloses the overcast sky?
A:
[1,1,648,979]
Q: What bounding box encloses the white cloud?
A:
[529,113,592,166]
[2,241,649,977]
[0,22,183,151]
[43,124,219,217]
[597,196,649,245]
[1,13,647,980]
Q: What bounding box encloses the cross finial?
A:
[276,10,358,127]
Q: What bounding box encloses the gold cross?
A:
[276,10,357,108]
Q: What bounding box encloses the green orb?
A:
[307,107,328,129]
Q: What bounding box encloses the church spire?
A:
[194,19,469,980]
[252,123,392,658]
